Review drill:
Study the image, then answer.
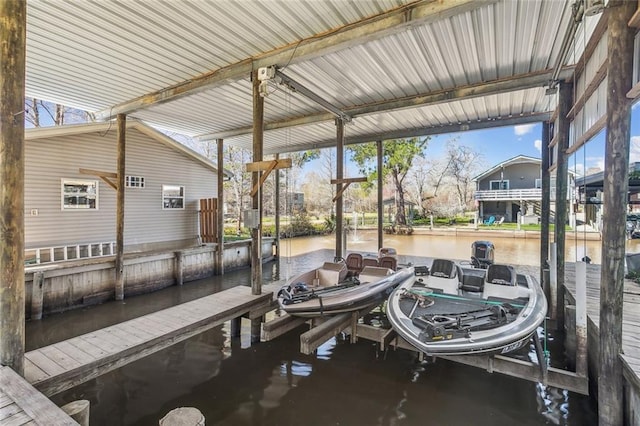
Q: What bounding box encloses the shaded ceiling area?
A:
[26,0,601,154]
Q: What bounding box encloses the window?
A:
[489,180,509,190]
[535,178,542,189]
[125,175,145,188]
[62,179,98,210]
[162,184,184,209]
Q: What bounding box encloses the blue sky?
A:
[309,100,640,179]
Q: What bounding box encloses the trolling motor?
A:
[471,240,494,269]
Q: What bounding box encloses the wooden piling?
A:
[31,272,45,320]
[61,399,90,426]
[115,114,126,301]
[175,251,184,286]
[216,138,224,275]
[0,0,26,375]
[251,70,263,295]
[554,81,572,331]
[599,2,636,424]
[335,119,345,259]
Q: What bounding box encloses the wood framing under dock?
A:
[24,284,278,396]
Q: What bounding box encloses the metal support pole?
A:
[549,243,557,321]
[540,120,551,286]
[275,153,281,259]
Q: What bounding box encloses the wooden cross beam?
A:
[79,168,118,190]
[331,177,367,202]
[246,158,292,197]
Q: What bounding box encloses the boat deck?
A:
[25,284,278,396]
[0,366,77,425]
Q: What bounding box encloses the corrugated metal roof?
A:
[24,0,599,154]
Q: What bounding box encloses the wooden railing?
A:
[25,242,116,265]
[474,188,542,200]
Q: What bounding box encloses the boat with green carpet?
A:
[387,259,547,356]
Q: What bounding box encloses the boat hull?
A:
[387,266,547,356]
[279,267,414,318]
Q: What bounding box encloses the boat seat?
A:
[379,256,397,271]
[345,253,363,276]
[430,259,457,279]
[316,262,348,287]
[362,257,379,268]
[482,264,530,299]
[461,274,484,292]
[358,266,392,283]
[425,259,460,294]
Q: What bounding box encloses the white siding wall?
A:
[25,128,217,249]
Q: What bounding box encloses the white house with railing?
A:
[473,155,543,224]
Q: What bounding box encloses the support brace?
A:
[246,158,292,197]
[79,168,118,190]
[331,177,367,202]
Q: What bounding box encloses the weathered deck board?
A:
[26,284,274,396]
[560,262,640,391]
[0,366,77,425]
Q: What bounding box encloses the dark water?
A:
[27,235,599,426]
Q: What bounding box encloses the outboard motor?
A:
[471,240,494,269]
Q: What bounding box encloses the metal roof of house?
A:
[473,154,542,181]
[25,0,601,155]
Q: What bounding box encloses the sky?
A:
[302,101,640,180]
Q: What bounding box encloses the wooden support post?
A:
[549,243,557,321]
[335,119,345,260]
[115,114,126,301]
[377,140,383,250]
[61,400,90,426]
[599,2,635,424]
[0,0,26,376]
[31,272,45,321]
[216,138,225,275]
[554,82,572,331]
[175,251,184,286]
[575,261,587,377]
[274,153,281,259]
[251,70,263,295]
[230,317,242,338]
[540,121,551,285]
[250,318,262,344]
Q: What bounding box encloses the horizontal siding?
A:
[25,128,217,249]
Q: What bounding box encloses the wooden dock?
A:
[560,262,640,392]
[25,284,277,396]
[0,366,78,425]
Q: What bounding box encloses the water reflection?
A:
[35,233,601,426]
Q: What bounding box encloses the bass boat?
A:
[387,259,547,356]
[278,261,414,318]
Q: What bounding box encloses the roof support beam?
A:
[95,0,494,120]
[262,113,551,155]
[199,68,572,141]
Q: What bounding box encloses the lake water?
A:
[28,232,602,425]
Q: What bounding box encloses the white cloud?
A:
[514,123,536,136]
[631,136,640,163]
[534,139,542,152]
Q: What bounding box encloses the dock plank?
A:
[27,284,274,397]
[0,366,77,425]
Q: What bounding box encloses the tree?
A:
[25,99,93,127]
[349,137,428,225]
[445,141,483,212]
